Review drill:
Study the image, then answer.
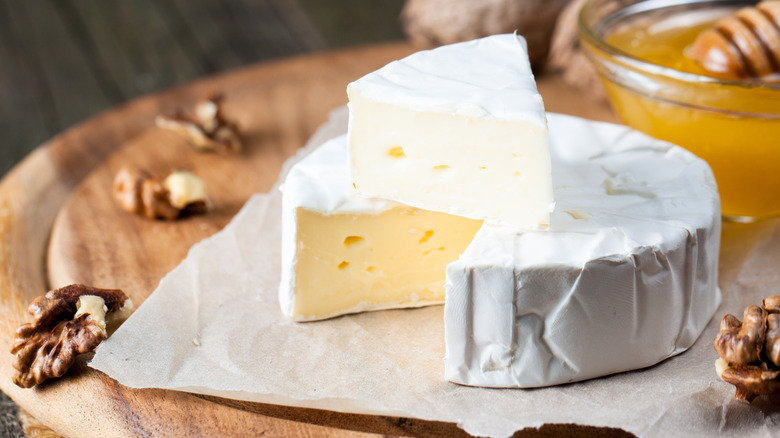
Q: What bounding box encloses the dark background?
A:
[0,0,406,176]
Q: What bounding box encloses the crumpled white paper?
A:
[91,107,780,438]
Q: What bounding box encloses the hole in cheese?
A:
[388,146,406,158]
[432,165,450,171]
[343,236,365,246]
[419,230,434,243]
[366,266,376,272]
[338,261,349,269]
[514,171,522,176]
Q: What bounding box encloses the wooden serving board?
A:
[0,42,625,437]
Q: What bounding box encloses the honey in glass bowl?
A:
[579,0,780,221]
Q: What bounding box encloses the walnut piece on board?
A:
[155,94,242,154]
[11,285,133,388]
[113,168,210,220]
[714,295,780,402]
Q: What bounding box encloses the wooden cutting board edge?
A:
[0,41,625,438]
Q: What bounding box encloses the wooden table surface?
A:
[5,2,780,437]
[0,37,622,436]
[1,1,407,435]
[0,1,628,436]
[0,36,625,436]
[0,0,406,178]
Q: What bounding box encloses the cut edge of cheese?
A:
[279,134,482,322]
[346,34,553,228]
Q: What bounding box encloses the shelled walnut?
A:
[156,94,242,154]
[714,295,780,402]
[113,168,210,220]
[11,284,134,388]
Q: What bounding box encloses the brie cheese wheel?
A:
[347,34,553,227]
[444,114,721,387]
[280,113,720,387]
[279,135,483,321]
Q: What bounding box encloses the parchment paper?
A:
[91,107,780,437]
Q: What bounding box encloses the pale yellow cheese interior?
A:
[348,90,552,227]
[292,206,483,320]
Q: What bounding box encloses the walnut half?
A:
[156,94,241,154]
[714,295,780,402]
[11,284,133,388]
[113,168,210,220]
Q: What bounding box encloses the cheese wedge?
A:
[279,135,482,321]
[347,34,553,227]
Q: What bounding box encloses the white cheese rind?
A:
[443,114,721,388]
[348,34,545,123]
[347,34,553,227]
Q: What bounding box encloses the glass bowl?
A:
[579,0,780,221]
